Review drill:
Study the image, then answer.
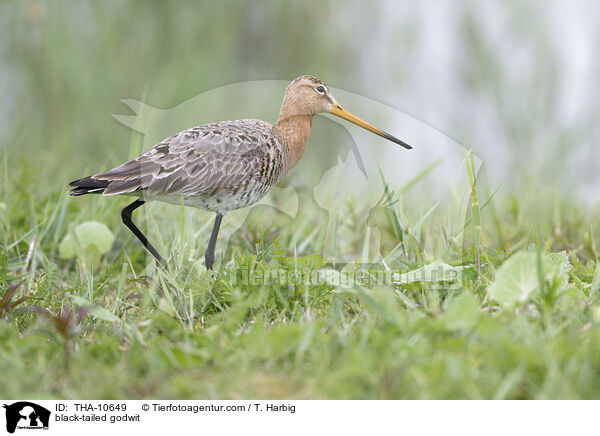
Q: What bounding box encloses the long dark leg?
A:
[121,200,165,265]
[205,213,223,270]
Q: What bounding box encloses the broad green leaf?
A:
[442,292,480,331]
[488,251,572,307]
[59,221,115,261]
[546,251,573,289]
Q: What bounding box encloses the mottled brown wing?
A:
[87,119,284,199]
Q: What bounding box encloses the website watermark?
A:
[226,262,465,290]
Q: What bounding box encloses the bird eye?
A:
[316,85,326,94]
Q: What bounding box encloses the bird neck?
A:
[273,114,313,171]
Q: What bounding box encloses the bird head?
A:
[278,75,412,150]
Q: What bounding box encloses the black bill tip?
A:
[383,132,412,150]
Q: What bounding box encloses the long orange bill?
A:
[328,104,412,150]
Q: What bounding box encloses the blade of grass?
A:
[465,150,481,280]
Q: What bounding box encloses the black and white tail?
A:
[69,177,110,196]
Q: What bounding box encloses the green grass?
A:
[2,1,600,400]
[2,147,600,400]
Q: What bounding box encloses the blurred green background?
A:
[2,0,599,204]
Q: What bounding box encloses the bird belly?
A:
[145,187,271,213]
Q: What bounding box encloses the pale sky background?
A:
[1,0,598,205]
[352,0,599,205]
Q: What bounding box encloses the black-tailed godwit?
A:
[69,75,412,269]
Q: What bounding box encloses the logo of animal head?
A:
[3,402,50,434]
